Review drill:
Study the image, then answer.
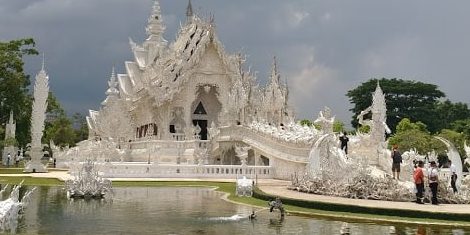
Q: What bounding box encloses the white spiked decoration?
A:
[24,56,49,173]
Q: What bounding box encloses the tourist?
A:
[449,160,457,193]
[391,145,402,180]
[428,161,439,205]
[413,160,425,204]
[15,153,20,167]
[339,132,349,155]
[6,153,11,167]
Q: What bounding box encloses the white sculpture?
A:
[465,141,470,166]
[24,59,49,173]
[314,106,334,134]
[65,158,112,198]
[2,111,17,166]
[435,136,463,189]
[235,145,251,166]
[0,182,36,233]
[236,176,253,197]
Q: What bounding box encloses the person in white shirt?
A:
[449,160,457,193]
[6,153,11,167]
[428,161,439,205]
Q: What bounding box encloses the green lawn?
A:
[0,167,69,174]
[0,176,62,186]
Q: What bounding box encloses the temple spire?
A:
[41,53,45,71]
[269,56,281,85]
[186,0,193,18]
[102,67,119,106]
[146,0,165,40]
[106,66,119,96]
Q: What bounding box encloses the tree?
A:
[0,38,38,146]
[450,119,470,137]
[333,120,345,133]
[347,78,445,133]
[44,116,76,148]
[395,118,428,133]
[388,118,445,155]
[42,93,79,147]
[299,119,312,127]
[72,112,89,143]
[434,100,470,131]
[437,129,469,160]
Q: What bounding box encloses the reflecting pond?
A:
[6,186,470,234]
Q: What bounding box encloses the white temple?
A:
[87,1,291,143]
[48,1,470,199]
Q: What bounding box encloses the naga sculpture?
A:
[0,182,36,232]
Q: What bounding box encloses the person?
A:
[6,153,11,167]
[449,160,457,193]
[391,145,402,180]
[15,153,20,167]
[339,132,349,154]
[413,160,425,204]
[428,161,439,205]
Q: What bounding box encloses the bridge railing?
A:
[217,126,312,162]
[127,139,210,150]
[99,162,273,179]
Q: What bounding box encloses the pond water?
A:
[5,186,469,234]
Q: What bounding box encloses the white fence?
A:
[99,162,273,179]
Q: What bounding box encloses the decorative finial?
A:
[272,56,278,74]
[146,0,165,38]
[41,53,45,71]
[270,56,280,84]
[111,65,116,80]
[186,0,193,18]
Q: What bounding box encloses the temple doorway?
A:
[192,119,208,140]
[191,85,221,140]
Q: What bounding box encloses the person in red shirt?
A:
[413,160,425,204]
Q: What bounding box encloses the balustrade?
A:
[217,126,312,163]
[100,162,272,179]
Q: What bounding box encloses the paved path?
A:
[257,182,470,215]
[2,171,470,216]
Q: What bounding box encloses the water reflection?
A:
[8,186,470,235]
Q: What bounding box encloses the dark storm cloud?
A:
[1,0,470,126]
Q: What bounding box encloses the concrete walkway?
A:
[256,182,470,215]
[2,171,470,217]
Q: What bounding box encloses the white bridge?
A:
[89,125,315,180]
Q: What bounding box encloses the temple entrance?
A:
[191,85,222,140]
[192,119,208,140]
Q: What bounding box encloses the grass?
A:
[1,176,470,227]
[0,168,28,174]
[0,167,69,174]
[0,176,62,186]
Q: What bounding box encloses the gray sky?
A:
[1,0,470,126]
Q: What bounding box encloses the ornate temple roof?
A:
[118,0,245,107]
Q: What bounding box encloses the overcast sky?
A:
[1,0,470,126]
